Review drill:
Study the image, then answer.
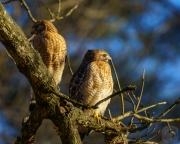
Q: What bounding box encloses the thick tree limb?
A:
[16,106,48,144]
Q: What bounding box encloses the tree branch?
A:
[92,85,137,109]
[2,0,37,22]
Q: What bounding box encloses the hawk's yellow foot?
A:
[93,112,101,123]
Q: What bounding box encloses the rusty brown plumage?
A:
[31,20,66,84]
[69,49,113,140]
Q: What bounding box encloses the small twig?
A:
[144,125,157,138]
[133,128,149,142]
[66,55,73,75]
[145,130,160,141]
[126,92,136,111]
[110,60,124,115]
[52,91,91,109]
[129,70,145,127]
[57,0,61,15]
[139,128,149,140]
[20,0,37,23]
[52,2,78,22]
[2,0,36,22]
[128,102,166,127]
[5,50,16,64]
[136,102,166,114]
[136,69,145,111]
[92,86,136,109]
[115,101,166,121]
[39,0,78,22]
[133,125,157,142]
[132,113,180,123]
[40,0,54,19]
[108,109,112,120]
[114,89,134,105]
[129,122,151,133]
[131,91,144,108]
[28,34,36,42]
[157,97,180,119]
[166,122,176,141]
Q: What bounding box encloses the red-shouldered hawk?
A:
[29,20,66,112]
[69,49,113,140]
[31,20,66,84]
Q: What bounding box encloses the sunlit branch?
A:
[110,60,124,115]
[20,0,36,22]
[136,69,145,111]
[66,55,73,75]
[115,101,166,121]
[92,85,136,109]
[157,97,180,118]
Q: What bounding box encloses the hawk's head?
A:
[83,49,111,63]
[31,20,58,35]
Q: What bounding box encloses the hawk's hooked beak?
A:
[106,55,112,61]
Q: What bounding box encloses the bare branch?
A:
[115,101,167,121]
[15,107,47,144]
[157,97,180,118]
[92,85,136,109]
[2,0,37,22]
[145,130,160,142]
[126,92,136,111]
[66,55,73,75]
[166,122,176,141]
[110,60,124,115]
[108,109,112,120]
[129,70,146,126]
[132,113,180,123]
[57,0,61,15]
[20,0,36,22]
[50,2,78,22]
[40,0,54,19]
[136,69,145,111]
[136,102,166,114]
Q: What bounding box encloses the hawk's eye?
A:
[102,54,107,57]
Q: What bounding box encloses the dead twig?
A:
[145,130,160,142]
[136,69,145,111]
[129,70,145,126]
[39,0,54,19]
[92,85,136,109]
[132,113,180,123]
[40,0,78,22]
[2,0,37,22]
[110,60,124,115]
[20,0,36,22]
[66,55,73,75]
[157,97,180,118]
[166,122,176,141]
[115,101,167,121]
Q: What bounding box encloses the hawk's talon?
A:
[93,112,101,124]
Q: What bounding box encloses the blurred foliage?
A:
[1,0,180,143]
